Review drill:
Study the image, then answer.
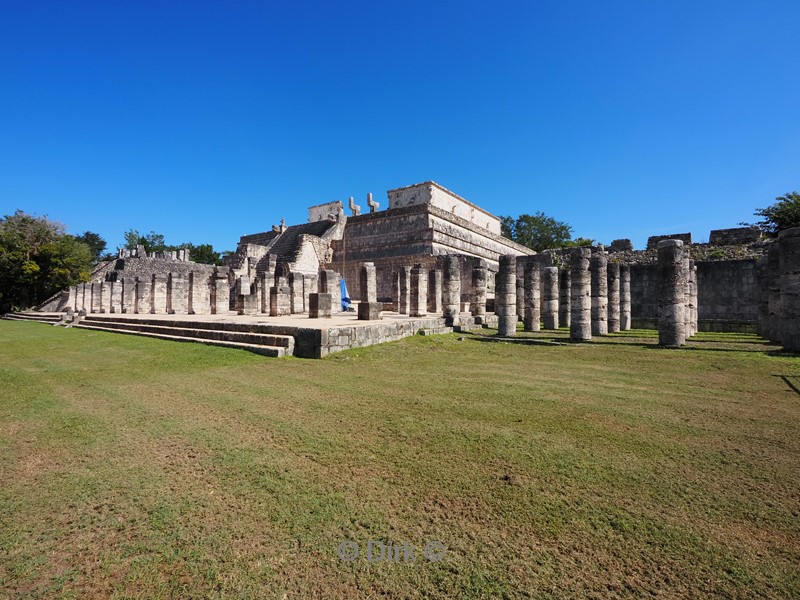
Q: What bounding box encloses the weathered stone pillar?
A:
[516,277,525,322]
[360,263,377,303]
[688,260,697,337]
[682,256,691,338]
[90,282,103,314]
[559,268,571,329]
[755,256,769,338]
[428,269,443,315]
[607,262,621,333]
[392,271,400,312]
[496,254,517,336]
[189,272,211,315]
[471,263,488,319]
[122,278,136,313]
[570,247,591,341]
[260,272,274,314]
[303,274,316,313]
[443,256,461,324]
[398,266,412,315]
[167,273,187,314]
[211,267,230,315]
[590,249,608,336]
[358,262,382,320]
[236,275,258,316]
[542,267,559,329]
[657,239,686,347]
[136,277,153,314]
[779,226,800,351]
[101,281,112,313]
[289,272,304,314]
[318,270,341,314]
[309,293,332,318]
[270,276,291,316]
[109,281,122,313]
[523,261,540,332]
[620,264,631,331]
[151,274,168,314]
[767,244,782,342]
[409,264,428,317]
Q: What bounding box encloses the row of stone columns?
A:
[756,227,800,351]
[655,239,700,346]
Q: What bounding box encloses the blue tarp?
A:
[340,278,352,311]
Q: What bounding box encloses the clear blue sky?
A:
[1,1,798,252]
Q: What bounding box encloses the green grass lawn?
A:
[0,320,798,599]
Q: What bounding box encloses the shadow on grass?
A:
[774,375,800,396]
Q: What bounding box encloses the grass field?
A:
[0,319,798,599]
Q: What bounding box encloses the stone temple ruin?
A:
[11,181,800,356]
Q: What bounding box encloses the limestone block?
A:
[590,249,608,336]
[607,262,621,333]
[168,273,189,314]
[428,269,443,315]
[657,239,686,347]
[360,263,377,303]
[309,293,332,318]
[151,274,168,314]
[570,247,591,341]
[399,266,411,315]
[189,272,212,315]
[443,255,462,324]
[497,254,517,336]
[542,267,559,330]
[122,278,136,313]
[559,268,571,329]
[410,265,428,317]
[136,278,153,314]
[523,262,540,332]
[471,264,488,317]
[620,264,631,331]
[357,301,382,321]
[270,279,291,316]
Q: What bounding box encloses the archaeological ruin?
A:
[8,181,799,357]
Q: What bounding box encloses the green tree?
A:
[563,237,596,247]
[179,243,222,266]
[123,229,167,253]
[0,211,92,311]
[74,231,107,262]
[500,212,573,251]
[747,192,800,235]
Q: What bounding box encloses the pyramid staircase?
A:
[1,311,65,325]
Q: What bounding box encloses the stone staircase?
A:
[2,311,65,324]
[74,315,295,357]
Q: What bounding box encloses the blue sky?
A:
[1,1,798,252]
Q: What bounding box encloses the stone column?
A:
[260,272,274,314]
[168,273,189,314]
[90,282,103,313]
[392,271,400,312]
[570,247,591,341]
[409,264,428,317]
[559,268,571,329]
[136,277,153,314]
[152,274,168,314]
[590,248,608,336]
[428,269,443,315]
[189,272,211,315]
[318,270,341,314]
[101,281,112,313]
[289,272,304,314]
[687,260,697,337]
[471,263,488,319]
[358,263,382,320]
[303,274,316,313]
[779,226,800,351]
[122,278,136,313]
[496,254,517,336]
[657,239,686,347]
[607,262,621,333]
[516,277,525,323]
[523,261,540,332]
[398,266,412,315]
[681,256,691,338]
[443,256,461,324]
[110,281,123,314]
[211,267,230,315]
[269,277,291,316]
[542,267,559,329]
[767,244,782,342]
[620,264,631,331]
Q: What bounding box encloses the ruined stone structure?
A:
[778,227,800,350]
[558,268,571,329]
[607,262,621,333]
[541,267,559,330]
[620,264,631,331]
[497,255,517,337]
[590,249,608,336]
[523,261,540,332]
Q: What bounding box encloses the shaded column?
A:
[136,277,153,314]
[442,256,461,324]
[409,264,428,317]
[657,239,686,347]
[755,256,769,338]
[570,247,591,341]
[620,264,631,331]
[607,262,621,333]
[471,262,488,319]
[110,280,123,313]
[516,277,525,323]
[260,272,274,314]
[767,245,782,342]
[399,266,411,315]
[319,270,341,314]
[392,271,401,312]
[523,261,540,332]
[779,226,800,351]
[682,256,691,338]
[91,282,103,313]
[168,273,189,314]
[101,281,112,313]
[687,260,697,337]
[590,249,608,335]
[122,278,136,313]
[558,268,571,329]
[542,267,559,329]
[289,272,304,314]
[496,254,517,336]
[428,269,443,315]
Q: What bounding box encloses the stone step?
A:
[2,312,64,324]
[74,323,287,357]
[78,318,294,353]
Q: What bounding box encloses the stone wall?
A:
[709,227,761,246]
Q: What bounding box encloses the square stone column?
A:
[152,274,168,314]
[428,269,442,315]
[410,264,428,317]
